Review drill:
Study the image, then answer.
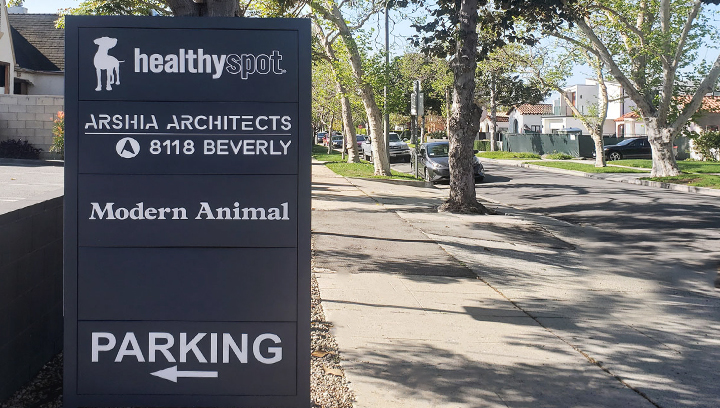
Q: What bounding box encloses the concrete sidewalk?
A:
[312,161,720,408]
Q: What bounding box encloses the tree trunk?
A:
[327,117,334,154]
[646,118,680,177]
[593,135,606,167]
[445,87,451,137]
[489,79,497,152]
[339,93,359,162]
[313,20,359,163]
[438,0,489,214]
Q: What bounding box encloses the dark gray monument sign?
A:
[64,16,310,407]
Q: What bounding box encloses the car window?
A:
[388,133,401,142]
[357,136,366,141]
[615,139,636,146]
[427,144,449,157]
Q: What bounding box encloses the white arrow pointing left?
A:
[150,365,219,383]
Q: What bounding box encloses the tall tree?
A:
[57,0,284,24]
[564,0,720,176]
[313,20,361,162]
[476,43,547,151]
[312,61,341,139]
[513,43,611,167]
[308,0,393,176]
[413,0,573,213]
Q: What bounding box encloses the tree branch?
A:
[547,32,599,57]
[671,54,720,135]
[672,0,703,70]
[574,17,655,116]
[589,5,645,40]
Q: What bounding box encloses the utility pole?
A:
[383,2,390,162]
[411,80,423,178]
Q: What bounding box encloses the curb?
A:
[479,158,720,198]
[0,158,64,167]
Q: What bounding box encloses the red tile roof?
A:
[514,104,553,115]
[615,96,720,122]
[676,95,720,113]
[614,111,640,122]
[481,114,509,123]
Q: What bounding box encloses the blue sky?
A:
[18,0,79,13]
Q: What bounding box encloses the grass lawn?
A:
[613,159,720,173]
[326,162,417,180]
[313,145,418,181]
[526,161,649,173]
[643,174,720,188]
[477,151,541,160]
[312,144,343,161]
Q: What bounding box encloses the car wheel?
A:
[368,153,373,162]
[475,176,484,184]
[608,151,622,161]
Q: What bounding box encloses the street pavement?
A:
[312,160,720,408]
[0,160,63,214]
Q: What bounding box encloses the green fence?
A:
[503,133,690,159]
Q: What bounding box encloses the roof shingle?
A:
[8,14,64,72]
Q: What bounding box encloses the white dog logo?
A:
[93,37,123,91]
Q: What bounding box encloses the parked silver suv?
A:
[361,132,411,162]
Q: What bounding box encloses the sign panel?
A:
[64,16,310,408]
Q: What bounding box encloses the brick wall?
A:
[0,196,63,402]
[0,95,64,157]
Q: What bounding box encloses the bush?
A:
[426,131,447,140]
[50,111,64,157]
[0,139,41,159]
[691,130,720,161]
[474,139,491,151]
[477,151,541,159]
[543,151,574,160]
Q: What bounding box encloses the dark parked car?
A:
[601,137,652,161]
[316,132,327,144]
[412,141,484,183]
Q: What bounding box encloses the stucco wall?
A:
[0,95,64,156]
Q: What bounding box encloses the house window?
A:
[618,124,625,137]
[571,92,577,107]
[531,125,541,133]
[0,63,8,94]
[14,78,28,95]
[512,119,518,133]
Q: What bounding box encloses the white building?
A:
[542,79,636,135]
[507,104,552,133]
[0,2,64,95]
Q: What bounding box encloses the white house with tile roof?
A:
[507,104,552,133]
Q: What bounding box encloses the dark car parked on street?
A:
[600,137,652,161]
[412,141,484,183]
